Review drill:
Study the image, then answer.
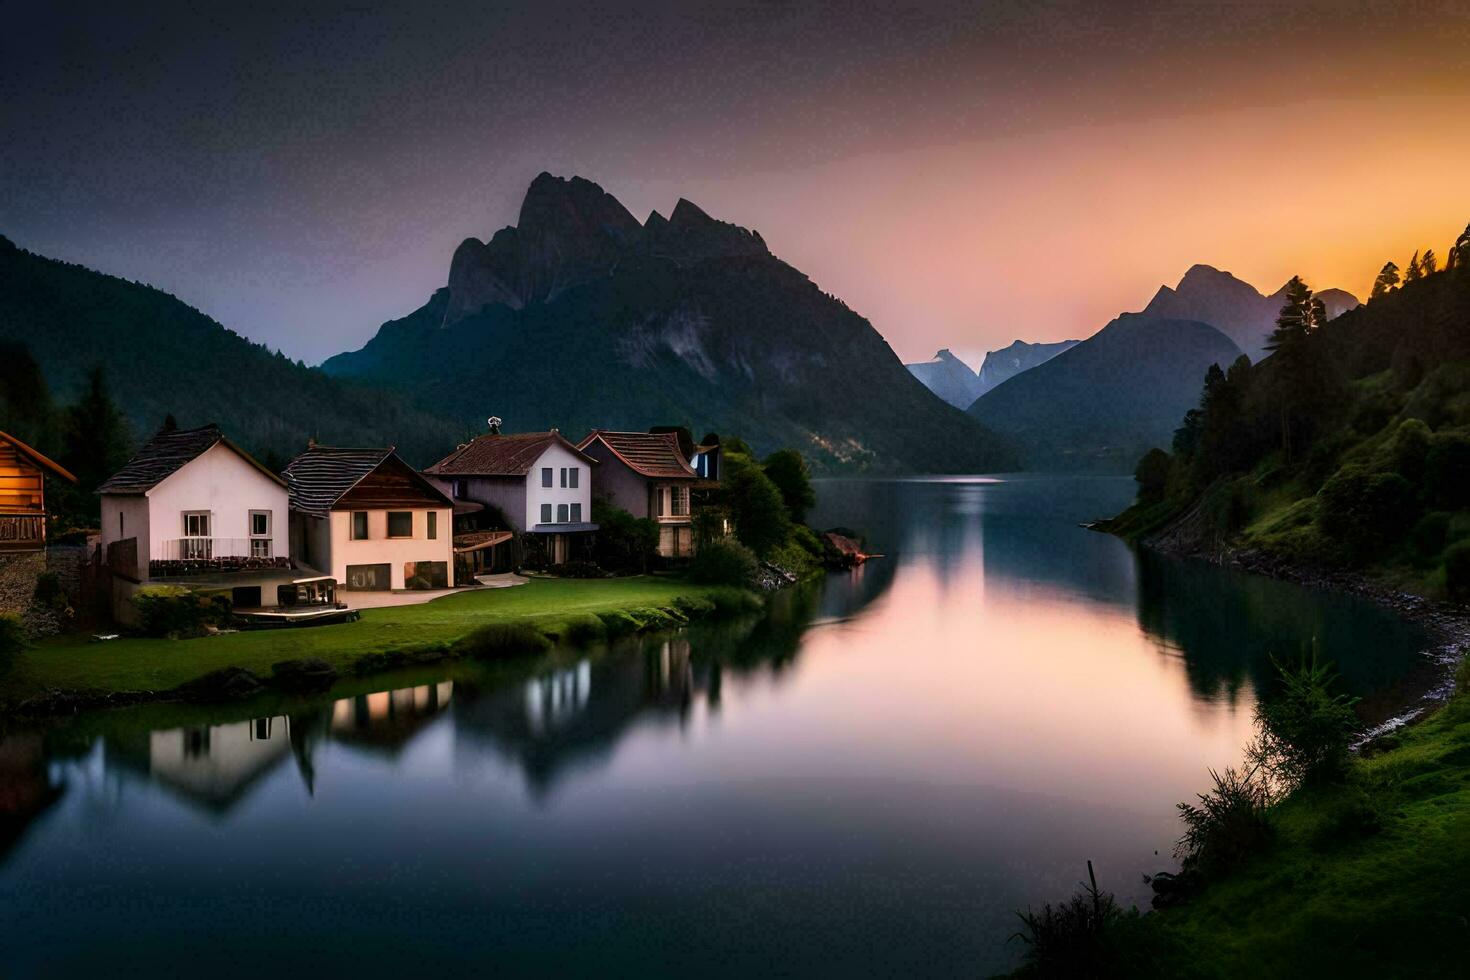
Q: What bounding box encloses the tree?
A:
[721,453,791,556]
[1404,250,1423,283]
[0,341,56,451]
[59,366,131,496]
[1264,276,1325,354]
[761,449,816,523]
[1422,249,1438,275]
[1453,222,1470,269]
[1369,261,1399,299]
[1134,448,1171,503]
[1264,277,1333,461]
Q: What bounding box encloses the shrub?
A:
[790,523,825,558]
[1446,540,1470,603]
[688,538,759,587]
[767,540,818,580]
[1247,655,1360,788]
[562,614,607,645]
[1175,767,1274,877]
[591,500,660,573]
[0,612,26,672]
[547,560,609,579]
[1382,417,1431,483]
[1425,432,1470,509]
[132,585,232,638]
[454,623,551,659]
[1317,467,1416,560]
[1012,862,1124,977]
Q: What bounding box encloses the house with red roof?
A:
[423,424,598,568]
[576,430,698,558]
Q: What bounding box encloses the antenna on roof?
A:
[487,416,502,435]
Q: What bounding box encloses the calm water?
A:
[0,476,1428,977]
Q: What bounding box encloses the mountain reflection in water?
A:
[0,475,1429,978]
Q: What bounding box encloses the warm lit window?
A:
[542,467,553,488]
[557,503,569,523]
[427,511,438,540]
[387,512,413,538]
[672,486,690,516]
[351,511,369,540]
[540,503,552,524]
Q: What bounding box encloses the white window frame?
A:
[541,467,553,488]
[182,511,211,537]
[540,503,552,524]
[570,502,582,523]
[557,503,569,523]
[386,511,413,539]
[568,467,579,489]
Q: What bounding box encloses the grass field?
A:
[3,576,751,701]
[1118,688,1470,978]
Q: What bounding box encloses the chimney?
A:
[487,416,502,435]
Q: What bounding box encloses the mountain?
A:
[974,339,1079,400]
[905,349,982,409]
[967,314,1243,467]
[1141,264,1359,359]
[0,235,465,466]
[324,173,1016,474]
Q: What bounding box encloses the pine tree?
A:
[1422,249,1438,275]
[1265,277,1329,461]
[1405,250,1424,283]
[60,366,132,496]
[1370,261,1400,299]
[1265,276,1325,353]
[1454,223,1470,269]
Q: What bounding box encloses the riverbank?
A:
[0,576,760,718]
[1061,507,1470,978]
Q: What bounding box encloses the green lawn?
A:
[1134,692,1470,978]
[5,576,746,701]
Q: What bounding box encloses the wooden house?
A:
[0,429,76,551]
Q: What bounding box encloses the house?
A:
[423,427,598,569]
[98,424,291,584]
[576,430,698,558]
[0,429,76,553]
[283,445,454,591]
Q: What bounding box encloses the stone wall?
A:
[0,551,44,616]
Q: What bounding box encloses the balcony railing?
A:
[0,514,45,550]
[149,537,289,577]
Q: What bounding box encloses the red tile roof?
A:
[424,431,595,477]
[576,430,697,479]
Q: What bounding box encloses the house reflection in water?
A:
[108,716,295,815]
[454,635,706,795]
[330,682,454,755]
[0,732,65,862]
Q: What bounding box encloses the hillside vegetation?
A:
[1108,233,1470,600]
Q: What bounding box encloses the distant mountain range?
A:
[968,315,1242,467]
[906,340,1078,409]
[324,173,1016,473]
[1142,264,1359,360]
[0,236,465,466]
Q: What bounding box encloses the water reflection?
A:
[0,476,1431,977]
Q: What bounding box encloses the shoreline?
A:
[1130,532,1469,739]
[1,577,765,723]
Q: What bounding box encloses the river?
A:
[0,475,1428,977]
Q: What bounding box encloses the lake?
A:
[0,475,1428,977]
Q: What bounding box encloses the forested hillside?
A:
[1108,227,1470,598]
[0,235,467,469]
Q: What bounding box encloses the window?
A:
[118,511,124,537]
[182,511,211,537]
[351,511,369,540]
[387,512,413,538]
[454,479,467,498]
[541,467,553,488]
[568,467,579,489]
[249,511,272,558]
[540,503,552,524]
[672,485,690,517]
[559,467,567,488]
[557,503,569,523]
[427,511,438,540]
[250,539,273,558]
[182,512,211,559]
[253,718,272,740]
[570,502,582,523]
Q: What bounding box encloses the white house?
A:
[283,445,455,591]
[423,427,598,567]
[98,424,291,585]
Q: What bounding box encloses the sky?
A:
[4,1,1470,368]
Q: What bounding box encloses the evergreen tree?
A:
[0,341,57,451]
[1422,249,1438,275]
[1265,276,1326,354]
[1453,223,1470,269]
[1404,250,1423,283]
[1264,278,1332,461]
[1370,261,1400,299]
[60,366,131,496]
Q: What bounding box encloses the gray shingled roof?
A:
[98,424,285,495]
[282,446,393,518]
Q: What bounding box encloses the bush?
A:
[1382,417,1431,483]
[591,500,660,573]
[1317,467,1417,560]
[790,523,825,558]
[1012,862,1125,977]
[1446,540,1470,603]
[547,560,609,579]
[453,623,551,659]
[1425,432,1470,508]
[767,540,818,580]
[1175,767,1274,877]
[1310,787,1385,849]
[132,585,232,638]
[1247,655,1360,788]
[688,538,759,587]
[0,612,26,671]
